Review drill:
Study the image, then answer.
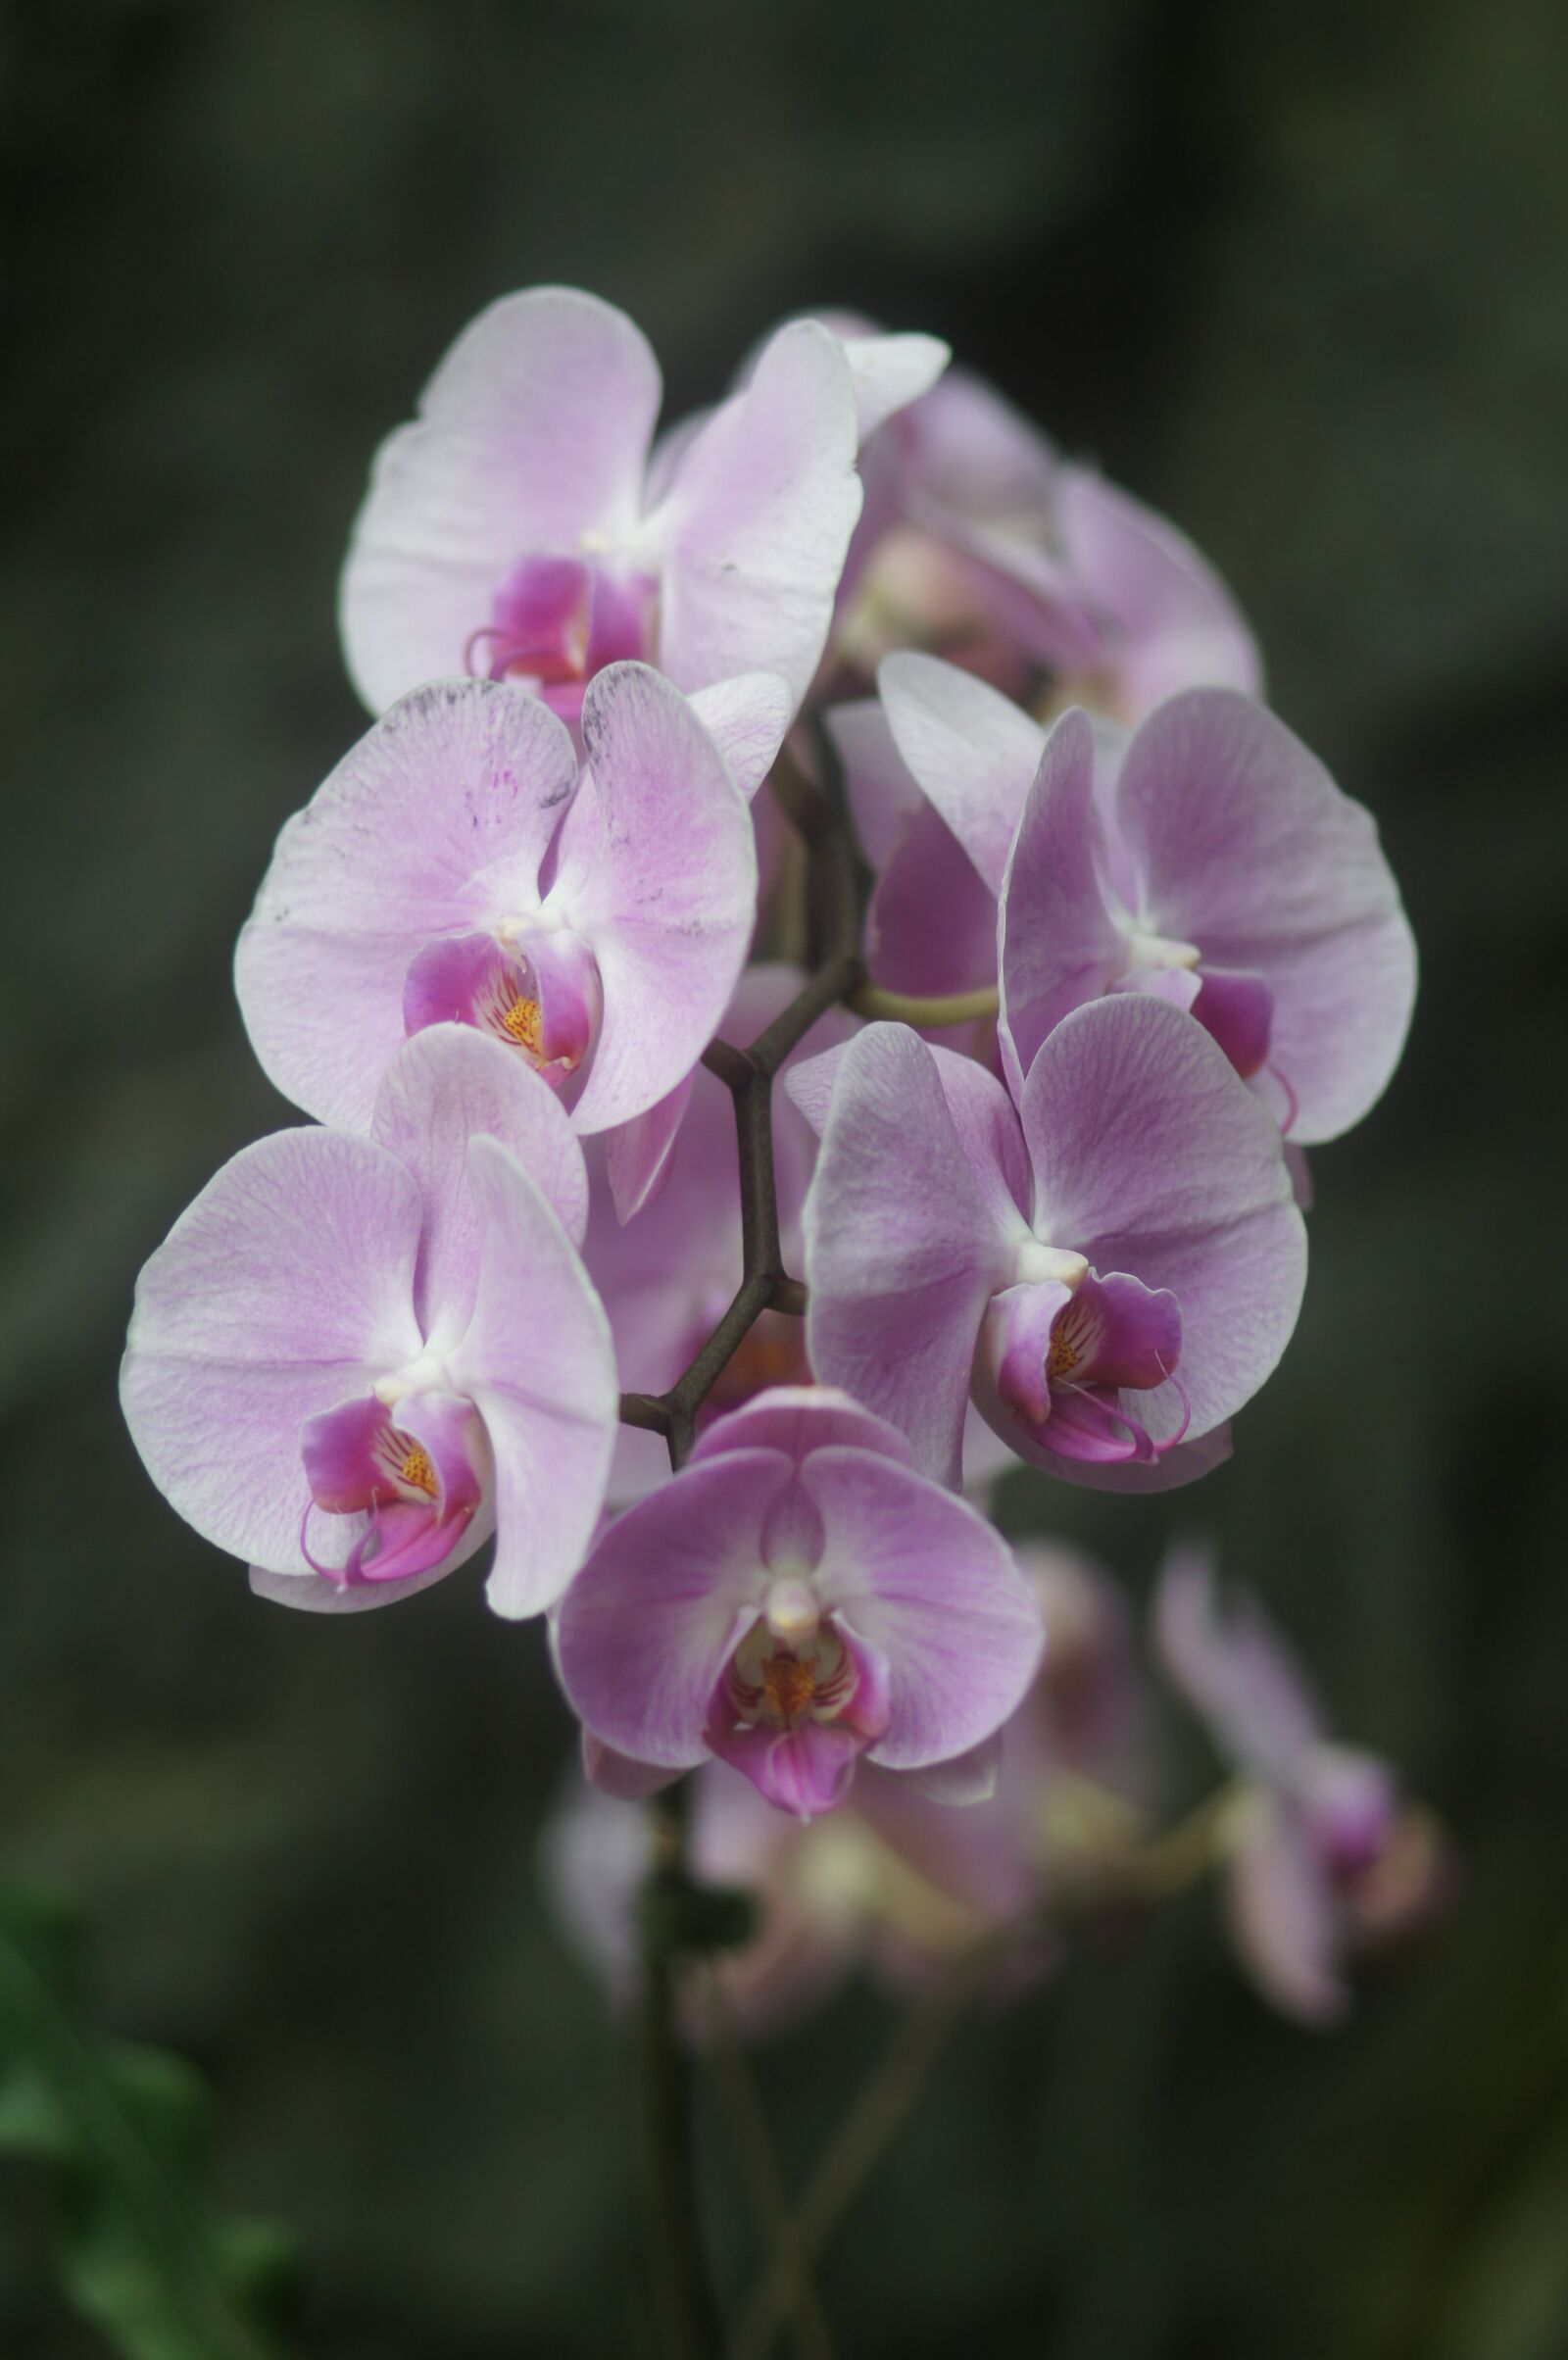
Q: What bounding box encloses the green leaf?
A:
[0,1877,300,2360]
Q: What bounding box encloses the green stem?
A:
[844,981,1000,1028]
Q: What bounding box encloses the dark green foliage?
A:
[0,1884,297,2360]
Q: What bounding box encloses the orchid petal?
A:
[340,288,662,712]
[555,1449,792,1766]
[369,1027,588,1350]
[1114,690,1416,1142]
[997,706,1126,1098]
[652,320,862,711]
[1152,1543,1323,1780]
[447,1136,617,1619]
[1021,996,1305,1442]
[878,651,1045,892]
[686,672,794,802]
[801,1025,1022,1486]
[121,1131,424,1574]
[805,1449,1043,1768]
[557,664,758,1135]
[236,680,578,1130]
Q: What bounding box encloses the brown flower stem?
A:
[698,1967,839,2360]
[729,1786,1238,2360]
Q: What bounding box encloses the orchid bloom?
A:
[339,288,946,722]
[555,1388,1045,1820]
[1154,1548,1449,2022]
[788,999,1305,1490]
[237,665,772,1203]
[815,321,1260,717]
[849,654,1415,1143]
[547,1537,1149,2036]
[121,1026,617,1619]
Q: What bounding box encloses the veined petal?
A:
[708,1717,864,1820]
[1020,996,1305,1442]
[1114,690,1415,1141]
[687,1384,920,1474]
[1056,466,1263,713]
[447,1136,617,1619]
[555,1449,793,1766]
[236,680,579,1130]
[805,1448,1044,1768]
[801,1025,1024,1486]
[557,664,758,1135]
[997,706,1126,1099]
[340,287,662,712]
[652,320,862,711]
[369,1026,589,1348]
[878,651,1046,894]
[686,672,794,802]
[121,1131,424,1574]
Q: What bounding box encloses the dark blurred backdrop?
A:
[4,2,1567,2354]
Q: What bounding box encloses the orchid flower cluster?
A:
[122,287,1434,2024]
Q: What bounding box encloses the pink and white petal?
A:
[896,1731,1004,1806]
[446,1137,618,1619]
[997,707,1126,1099]
[686,1384,919,1474]
[802,1026,1023,1487]
[877,652,1046,893]
[791,1034,1030,1235]
[1056,467,1264,713]
[686,672,794,802]
[838,330,951,443]
[236,680,579,1129]
[555,1449,791,1765]
[805,1450,1044,1768]
[340,287,662,712]
[559,665,758,1134]
[1226,1799,1347,2025]
[823,696,923,871]
[601,1069,700,1225]
[867,804,1001,996]
[651,320,863,711]
[1115,690,1415,1143]
[370,1025,589,1345]
[1020,997,1305,1441]
[1152,1543,1322,1781]
[121,1132,424,1574]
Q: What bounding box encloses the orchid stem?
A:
[844,980,1000,1028]
[699,1968,838,2360]
[730,1784,1236,2359]
[640,1782,721,2360]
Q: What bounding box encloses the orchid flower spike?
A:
[1153,1546,1450,2022]
[863,655,1415,1143]
[788,1000,1306,1490]
[339,288,945,721]
[237,664,772,1172]
[555,1388,1045,1821]
[121,1026,617,1620]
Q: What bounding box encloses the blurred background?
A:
[3,1,1567,2352]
